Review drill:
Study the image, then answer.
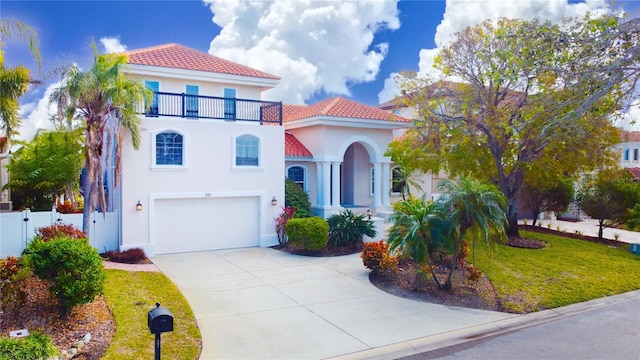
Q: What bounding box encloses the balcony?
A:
[143,92,283,125]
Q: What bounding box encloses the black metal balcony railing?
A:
[143,92,283,125]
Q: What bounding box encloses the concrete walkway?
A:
[519,218,639,244]
[152,249,517,359]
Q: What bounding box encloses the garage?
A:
[154,196,260,254]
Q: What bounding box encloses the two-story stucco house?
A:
[117,44,414,255]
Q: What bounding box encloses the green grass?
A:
[102,270,201,359]
[472,230,640,313]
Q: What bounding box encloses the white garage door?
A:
[154,196,259,254]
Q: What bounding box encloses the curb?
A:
[326,290,640,360]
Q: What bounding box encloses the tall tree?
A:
[51,45,150,233]
[396,14,638,237]
[0,19,41,152]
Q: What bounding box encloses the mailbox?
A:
[148,303,174,334]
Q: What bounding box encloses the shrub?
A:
[35,223,86,242]
[285,178,312,218]
[327,209,376,248]
[275,206,297,244]
[458,239,470,266]
[0,256,28,315]
[23,237,105,315]
[361,241,397,273]
[55,200,79,214]
[102,248,147,264]
[0,331,58,360]
[286,217,328,250]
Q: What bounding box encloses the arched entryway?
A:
[341,142,372,206]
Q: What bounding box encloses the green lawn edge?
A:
[473,230,640,313]
[102,270,201,359]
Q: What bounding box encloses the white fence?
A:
[0,209,119,258]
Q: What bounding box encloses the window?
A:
[624,148,630,161]
[186,85,199,118]
[145,81,159,117]
[391,166,404,194]
[155,131,183,165]
[224,88,236,120]
[635,149,639,161]
[236,134,259,166]
[370,167,375,196]
[287,166,306,190]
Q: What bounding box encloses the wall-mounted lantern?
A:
[366,209,373,220]
[271,196,277,206]
[136,200,143,211]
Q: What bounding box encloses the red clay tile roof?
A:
[621,130,640,142]
[627,167,640,181]
[124,43,280,80]
[284,97,410,123]
[285,132,313,158]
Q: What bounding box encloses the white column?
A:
[316,162,323,206]
[322,161,331,208]
[381,162,391,206]
[331,162,341,207]
[373,162,382,207]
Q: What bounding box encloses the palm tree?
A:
[51,45,151,233]
[387,198,455,289]
[0,19,42,203]
[437,178,508,289]
[392,165,423,200]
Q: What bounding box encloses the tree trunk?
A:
[81,169,92,235]
[598,219,604,241]
[507,197,520,238]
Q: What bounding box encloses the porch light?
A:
[271,196,277,206]
[367,209,373,220]
[136,200,143,211]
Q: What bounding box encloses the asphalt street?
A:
[402,295,640,360]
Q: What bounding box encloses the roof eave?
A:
[284,116,413,130]
[125,64,280,90]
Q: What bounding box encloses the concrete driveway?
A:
[152,248,516,359]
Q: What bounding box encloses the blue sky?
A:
[2,0,637,140]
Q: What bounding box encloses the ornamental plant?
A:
[0,331,58,360]
[327,209,377,248]
[0,256,28,315]
[35,223,86,242]
[284,178,312,218]
[286,217,329,250]
[23,236,105,315]
[361,240,397,273]
[275,206,297,244]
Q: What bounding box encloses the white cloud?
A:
[17,82,61,142]
[100,37,127,54]
[204,0,400,104]
[377,0,609,104]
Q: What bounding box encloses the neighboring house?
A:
[117,44,414,255]
[618,130,640,169]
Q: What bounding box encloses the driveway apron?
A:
[151,248,516,359]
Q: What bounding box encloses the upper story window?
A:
[235,134,259,166]
[145,81,159,117]
[155,131,183,166]
[624,148,630,161]
[186,85,199,118]
[224,88,236,120]
[634,148,639,161]
[391,166,404,194]
[287,166,306,190]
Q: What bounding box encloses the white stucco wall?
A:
[616,141,640,168]
[126,74,263,101]
[120,116,284,255]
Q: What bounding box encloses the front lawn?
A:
[473,230,640,313]
[102,270,201,359]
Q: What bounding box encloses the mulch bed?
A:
[271,242,363,256]
[0,276,114,360]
